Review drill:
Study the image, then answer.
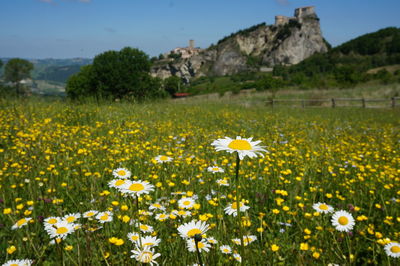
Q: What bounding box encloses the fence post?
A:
[331,98,336,108]
[362,98,366,108]
[392,97,396,108]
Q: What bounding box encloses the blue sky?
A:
[1,0,399,59]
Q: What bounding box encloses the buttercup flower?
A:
[211,136,267,160]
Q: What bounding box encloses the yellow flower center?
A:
[319,204,329,210]
[159,155,168,161]
[86,212,95,217]
[183,201,191,206]
[131,235,139,241]
[140,251,153,263]
[100,214,109,221]
[140,224,149,231]
[391,245,400,253]
[56,227,68,234]
[66,216,76,223]
[212,167,219,171]
[144,242,154,246]
[10,264,18,266]
[187,228,202,237]
[115,180,125,186]
[197,242,205,248]
[231,202,242,210]
[48,218,58,224]
[228,139,252,150]
[129,183,145,192]
[117,170,126,176]
[17,218,26,226]
[338,216,349,225]
[223,248,229,253]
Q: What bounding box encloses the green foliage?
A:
[37,65,83,83]
[163,76,182,96]
[168,52,181,59]
[271,27,400,89]
[0,59,3,69]
[66,47,165,101]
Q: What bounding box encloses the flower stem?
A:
[234,152,245,261]
[135,195,142,248]
[194,234,204,266]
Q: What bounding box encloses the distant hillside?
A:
[273,27,400,88]
[36,65,84,83]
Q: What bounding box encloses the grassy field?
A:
[1,98,399,265]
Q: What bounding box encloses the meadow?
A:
[0,98,399,265]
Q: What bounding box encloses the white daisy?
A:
[207,237,218,245]
[121,180,155,197]
[233,253,242,263]
[112,168,131,179]
[155,213,169,221]
[216,178,229,186]
[11,218,32,230]
[207,166,224,173]
[43,217,61,228]
[178,197,196,209]
[313,202,334,213]
[384,242,400,258]
[83,210,98,218]
[224,202,250,217]
[149,203,166,212]
[131,246,161,265]
[63,213,81,223]
[137,223,154,233]
[108,179,128,190]
[177,220,210,239]
[2,259,33,266]
[154,155,173,164]
[211,136,267,160]
[220,245,232,254]
[135,236,162,248]
[231,235,257,246]
[96,211,113,223]
[127,232,140,243]
[45,220,75,240]
[331,210,355,232]
[172,209,191,218]
[186,238,211,253]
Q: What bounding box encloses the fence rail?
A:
[266,97,400,108]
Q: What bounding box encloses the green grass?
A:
[1,98,399,265]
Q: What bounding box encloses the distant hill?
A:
[36,65,84,83]
[273,27,400,87]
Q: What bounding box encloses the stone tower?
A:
[294,6,315,19]
[189,39,194,49]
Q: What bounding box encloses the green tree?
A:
[164,76,182,96]
[0,59,3,69]
[4,58,34,95]
[66,47,165,101]
[65,65,95,99]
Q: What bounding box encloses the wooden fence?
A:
[266,97,400,108]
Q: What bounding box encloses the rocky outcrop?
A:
[151,6,329,83]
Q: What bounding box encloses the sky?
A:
[1,0,400,59]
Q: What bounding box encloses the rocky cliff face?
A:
[151,7,328,83]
